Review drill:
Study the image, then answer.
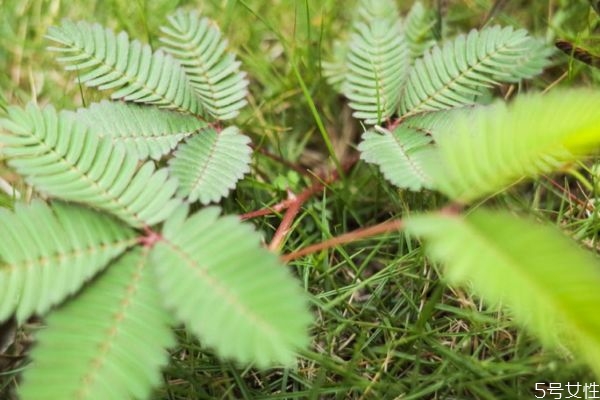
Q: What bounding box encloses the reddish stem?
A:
[138,227,163,247]
[268,190,302,251]
[240,155,358,221]
[281,219,404,262]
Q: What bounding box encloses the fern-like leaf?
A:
[0,200,135,323]
[342,0,410,124]
[399,26,552,116]
[168,126,251,204]
[0,103,181,227]
[358,125,433,190]
[159,10,249,120]
[423,89,600,202]
[404,1,437,62]
[73,101,207,160]
[19,248,176,400]
[405,209,600,378]
[46,21,202,115]
[150,207,311,367]
[354,0,399,20]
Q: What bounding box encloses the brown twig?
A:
[240,155,358,221]
[268,190,303,251]
[543,175,591,210]
[281,219,404,262]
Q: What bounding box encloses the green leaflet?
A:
[404,1,437,62]
[342,0,410,124]
[399,25,552,116]
[0,201,135,323]
[46,21,202,115]
[169,126,252,204]
[354,0,399,20]
[73,101,207,160]
[323,0,401,95]
[159,10,249,120]
[358,125,433,190]
[405,208,600,378]
[0,103,181,227]
[20,248,176,400]
[424,89,600,202]
[150,207,312,367]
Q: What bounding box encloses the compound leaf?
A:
[169,126,251,204]
[150,207,311,367]
[343,0,410,124]
[404,1,437,62]
[405,209,600,378]
[424,89,600,203]
[0,103,181,227]
[19,248,175,400]
[359,125,433,190]
[0,200,136,323]
[400,25,552,115]
[46,21,202,115]
[160,10,249,120]
[73,101,208,160]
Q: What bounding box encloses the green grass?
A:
[2,0,600,398]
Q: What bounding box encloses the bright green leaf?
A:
[406,208,600,378]
[424,89,600,202]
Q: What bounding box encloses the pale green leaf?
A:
[46,21,202,115]
[424,89,600,202]
[358,125,433,190]
[0,200,135,323]
[169,126,251,204]
[399,26,552,116]
[159,10,249,120]
[354,0,399,20]
[343,7,410,124]
[0,103,181,227]
[405,208,600,378]
[404,1,437,62]
[73,101,208,160]
[19,248,175,400]
[150,207,311,367]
